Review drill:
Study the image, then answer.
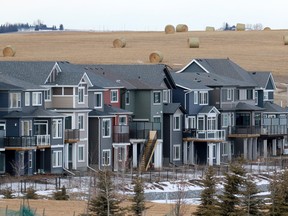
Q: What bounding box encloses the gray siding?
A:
[134,91,151,119]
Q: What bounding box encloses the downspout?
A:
[184,90,192,128]
[97,117,101,170]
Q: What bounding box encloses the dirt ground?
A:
[0,29,287,105]
[0,199,198,216]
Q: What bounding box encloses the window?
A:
[198,116,205,130]
[78,87,84,103]
[21,120,32,136]
[125,91,130,105]
[154,116,161,123]
[28,152,32,168]
[222,143,229,156]
[264,91,269,101]
[227,89,232,100]
[52,119,62,138]
[52,151,62,167]
[32,92,42,106]
[25,92,30,106]
[239,89,247,100]
[186,116,196,129]
[102,119,111,138]
[163,90,170,103]
[194,91,198,104]
[199,92,208,105]
[10,93,21,108]
[173,116,181,131]
[119,115,127,125]
[173,145,181,161]
[19,152,24,169]
[222,113,229,127]
[95,92,102,108]
[207,116,216,130]
[78,145,84,162]
[78,115,84,130]
[153,91,161,104]
[44,89,51,101]
[34,120,48,135]
[254,91,258,105]
[111,90,118,103]
[102,149,111,166]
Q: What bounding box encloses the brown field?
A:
[0,199,197,216]
[0,29,288,104]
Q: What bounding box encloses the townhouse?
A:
[174,58,288,164]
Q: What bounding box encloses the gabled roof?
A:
[163,103,186,114]
[171,73,211,90]
[263,101,288,113]
[80,64,175,90]
[4,107,64,118]
[177,58,257,87]
[198,106,220,115]
[235,102,264,111]
[248,71,275,90]
[89,105,132,117]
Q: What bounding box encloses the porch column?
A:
[208,143,213,166]
[183,141,188,164]
[72,144,77,170]
[154,140,162,169]
[64,144,69,169]
[228,141,232,161]
[248,138,253,160]
[243,138,248,159]
[252,138,258,160]
[263,139,268,158]
[189,141,194,164]
[113,147,118,172]
[272,139,277,156]
[41,149,45,171]
[216,143,221,165]
[132,142,138,168]
[280,138,285,155]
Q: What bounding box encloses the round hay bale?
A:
[164,24,175,34]
[176,24,188,32]
[283,36,288,45]
[263,27,271,31]
[113,38,126,48]
[205,26,215,31]
[3,46,16,57]
[188,37,199,48]
[149,51,163,63]
[236,23,245,31]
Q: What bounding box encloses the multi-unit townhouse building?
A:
[0,59,286,175]
[174,58,288,165]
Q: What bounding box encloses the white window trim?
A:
[25,92,30,106]
[10,92,21,108]
[194,91,198,104]
[163,90,168,103]
[28,152,33,168]
[78,87,85,104]
[173,144,181,161]
[119,115,127,125]
[111,90,118,103]
[52,119,62,138]
[227,89,232,100]
[52,150,62,168]
[32,92,42,106]
[239,89,247,100]
[78,114,85,131]
[173,115,181,131]
[102,149,111,166]
[78,145,85,162]
[102,118,111,138]
[94,92,103,109]
[153,91,161,105]
[44,89,51,101]
[199,91,208,105]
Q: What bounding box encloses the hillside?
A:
[0,30,288,104]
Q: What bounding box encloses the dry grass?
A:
[1,30,287,105]
[0,199,198,216]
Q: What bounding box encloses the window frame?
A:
[153,91,161,105]
[173,115,181,131]
[78,87,85,104]
[52,119,63,138]
[78,114,85,131]
[118,115,127,125]
[102,118,111,138]
[173,144,181,161]
[94,92,103,109]
[44,89,51,101]
[194,91,198,104]
[199,91,208,105]
[78,145,85,162]
[52,150,62,167]
[102,149,111,166]
[125,91,130,105]
[25,92,30,106]
[110,90,118,103]
[10,92,21,108]
[32,92,42,106]
[28,151,33,168]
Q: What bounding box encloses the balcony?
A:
[183,129,226,142]
[35,135,50,147]
[113,125,129,143]
[4,136,36,148]
[130,122,161,139]
[228,125,287,137]
[65,129,80,143]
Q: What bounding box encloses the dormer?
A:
[45,63,61,84]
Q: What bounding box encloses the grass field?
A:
[1,29,288,105]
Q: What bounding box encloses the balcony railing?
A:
[130,122,161,139]
[35,135,50,146]
[183,129,226,141]
[113,125,130,143]
[4,136,36,148]
[65,129,80,143]
[229,125,288,135]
